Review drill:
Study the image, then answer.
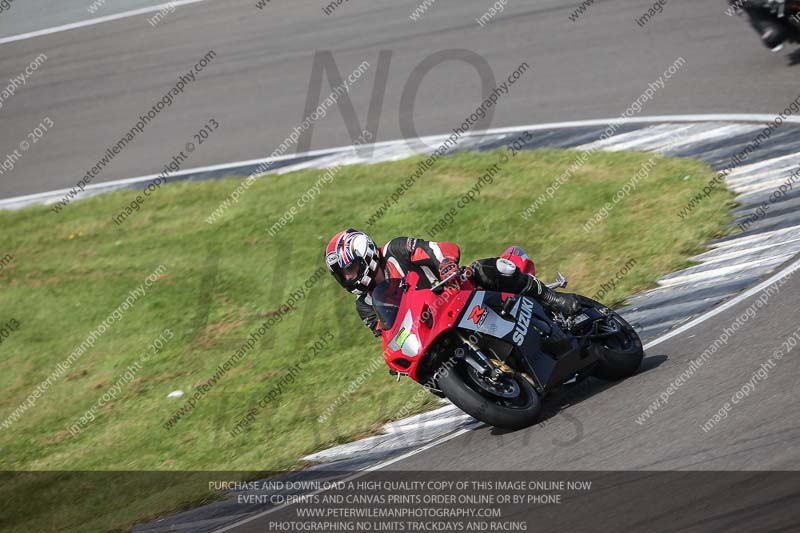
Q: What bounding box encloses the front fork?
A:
[458,333,505,381]
[456,332,540,393]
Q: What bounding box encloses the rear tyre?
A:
[577,296,643,381]
[437,360,541,430]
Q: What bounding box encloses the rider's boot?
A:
[519,275,582,316]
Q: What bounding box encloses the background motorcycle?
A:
[372,248,644,430]
[730,0,800,50]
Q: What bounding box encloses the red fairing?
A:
[379,245,533,382]
[501,245,535,275]
[380,271,475,382]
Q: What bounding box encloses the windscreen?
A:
[371,279,405,330]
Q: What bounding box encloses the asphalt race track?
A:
[387,262,800,472]
[1,0,800,199]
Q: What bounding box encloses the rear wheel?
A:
[577,296,643,381]
[437,359,541,430]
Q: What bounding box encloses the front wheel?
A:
[437,360,541,430]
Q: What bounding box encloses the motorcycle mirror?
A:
[547,272,568,290]
[431,267,462,294]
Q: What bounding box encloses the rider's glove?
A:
[438,257,458,279]
[363,315,382,337]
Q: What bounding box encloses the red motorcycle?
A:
[372,247,643,430]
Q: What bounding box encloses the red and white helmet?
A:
[325,229,380,295]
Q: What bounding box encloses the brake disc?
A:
[467,366,520,398]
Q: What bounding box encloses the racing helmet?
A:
[325,229,380,295]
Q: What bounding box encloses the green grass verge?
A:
[0,149,734,531]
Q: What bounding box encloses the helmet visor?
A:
[329,257,367,293]
[342,262,361,283]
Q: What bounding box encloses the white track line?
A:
[212,426,475,533]
[643,256,800,350]
[214,256,800,533]
[3,114,799,209]
[0,0,206,46]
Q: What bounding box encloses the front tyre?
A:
[437,361,541,430]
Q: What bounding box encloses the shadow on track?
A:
[488,354,667,439]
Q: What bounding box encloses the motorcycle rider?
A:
[324,228,581,336]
